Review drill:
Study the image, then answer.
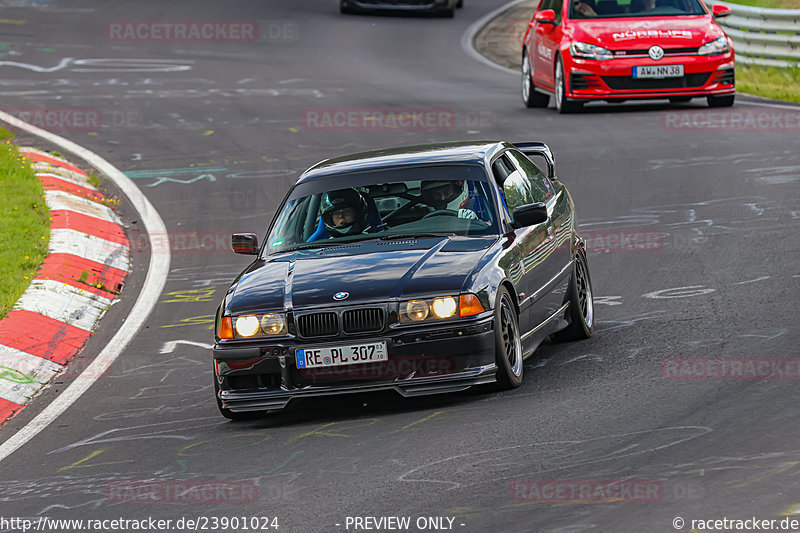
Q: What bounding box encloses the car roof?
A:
[296,141,510,184]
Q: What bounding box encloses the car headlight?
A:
[570,41,613,60]
[431,297,457,319]
[698,36,729,56]
[399,294,486,324]
[235,315,261,337]
[231,313,288,338]
[260,313,287,335]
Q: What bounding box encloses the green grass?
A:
[87,172,103,188]
[0,138,50,319]
[0,127,15,141]
[726,0,800,7]
[738,63,800,103]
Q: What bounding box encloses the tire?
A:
[456,0,463,7]
[436,7,455,17]
[669,96,692,104]
[214,372,266,421]
[551,251,594,342]
[522,53,550,108]
[554,57,582,114]
[707,94,735,108]
[340,0,354,14]
[493,287,524,390]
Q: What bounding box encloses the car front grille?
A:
[296,312,339,338]
[712,68,735,85]
[295,308,385,337]
[571,72,602,91]
[343,308,384,334]
[355,0,435,4]
[613,47,698,58]
[602,72,711,90]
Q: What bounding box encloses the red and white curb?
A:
[0,147,130,423]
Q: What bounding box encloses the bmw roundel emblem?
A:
[648,46,664,61]
[333,291,349,301]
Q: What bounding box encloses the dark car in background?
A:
[213,141,594,419]
[340,0,462,17]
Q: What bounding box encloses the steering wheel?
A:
[422,209,458,219]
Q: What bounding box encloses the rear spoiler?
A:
[513,142,555,179]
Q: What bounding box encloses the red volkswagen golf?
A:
[521,0,735,112]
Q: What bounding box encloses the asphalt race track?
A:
[1,1,799,532]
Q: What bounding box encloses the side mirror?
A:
[534,9,557,24]
[512,203,548,228]
[513,141,556,179]
[712,4,731,17]
[231,233,259,255]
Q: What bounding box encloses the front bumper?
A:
[565,53,735,101]
[342,0,455,12]
[214,314,496,412]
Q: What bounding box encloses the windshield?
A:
[570,0,706,18]
[265,166,499,254]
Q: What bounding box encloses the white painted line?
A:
[460,0,527,76]
[31,162,89,183]
[45,190,120,222]
[36,171,97,190]
[49,228,130,272]
[0,110,171,463]
[14,279,113,332]
[737,98,800,111]
[0,345,64,405]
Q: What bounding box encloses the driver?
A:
[420,180,478,219]
[320,188,370,237]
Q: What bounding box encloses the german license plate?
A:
[295,341,388,369]
[633,64,684,79]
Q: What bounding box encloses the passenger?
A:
[320,188,370,237]
[420,180,478,219]
[573,0,598,17]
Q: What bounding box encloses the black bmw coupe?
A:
[213,141,594,419]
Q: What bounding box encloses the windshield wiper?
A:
[378,233,455,241]
[284,241,347,252]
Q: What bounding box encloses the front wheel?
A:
[551,251,594,342]
[493,287,524,389]
[555,58,582,114]
[708,94,735,108]
[522,53,550,108]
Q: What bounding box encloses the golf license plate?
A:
[633,64,684,79]
[296,341,388,369]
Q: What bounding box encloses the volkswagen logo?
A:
[333,291,349,301]
[648,46,664,61]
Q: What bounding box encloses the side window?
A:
[538,0,553,11]
[508,150,553,204]
[551,0,564,22]
[493,154,534,214]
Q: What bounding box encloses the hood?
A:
[568,16,722,49]
[227,237,495,314]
